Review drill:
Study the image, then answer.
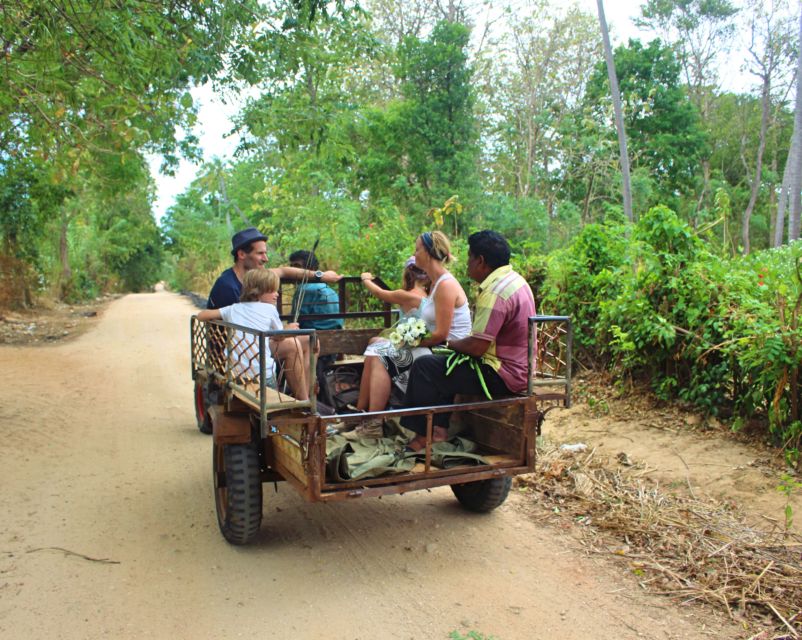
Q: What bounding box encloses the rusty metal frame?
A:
[192,311,573,503]
[528,315,572,408]
[190,316,317,423]
[263,395,541,502]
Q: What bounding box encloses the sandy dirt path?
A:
[0,292,739,640]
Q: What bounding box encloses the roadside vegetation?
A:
[2,4,801,460]
[522,437,802,638]
[542,207,802,469]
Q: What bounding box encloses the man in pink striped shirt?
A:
[402,230,536,449]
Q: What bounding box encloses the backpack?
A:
[320,364,362,413]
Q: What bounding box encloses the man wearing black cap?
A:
[206,227,341,310]
[203,227,341,403]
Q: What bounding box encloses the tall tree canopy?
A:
[393,20,478,207]
[586,39,708,208]
[1,0,263,165]
[0,0,265,302]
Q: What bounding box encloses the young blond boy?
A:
[198,269,313,399]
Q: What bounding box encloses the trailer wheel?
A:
[194,380,212,434]
[213,442,263,545]
[451,477,512,513]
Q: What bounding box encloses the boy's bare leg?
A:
[297,335,315,394]
[273,337,309,400]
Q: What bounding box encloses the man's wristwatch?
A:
[313,270,323,281]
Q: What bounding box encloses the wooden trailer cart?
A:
[190,276,571,545]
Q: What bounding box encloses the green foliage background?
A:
[540,208,802,465]
[1,0,801,460]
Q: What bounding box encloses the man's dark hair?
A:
[232,241,258,264]
[288,250,319,270]
[468,230,511,270]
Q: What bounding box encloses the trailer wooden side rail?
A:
[191,276,571,544]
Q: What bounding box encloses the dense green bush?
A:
[723,246,802,460]
[542,204,802,465]
[540,220,630,366]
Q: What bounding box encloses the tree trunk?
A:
[582,170,595,224]
[59,208,72,301]
[769,151,778,246]
[596,0,633,223]
[694,159,712,228]
[776,158,790,247]
[789,7,802,242]
[742,75,771,255]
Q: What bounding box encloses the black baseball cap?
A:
[231,227,267,256]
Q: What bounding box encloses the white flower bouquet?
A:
[388,317,428,349]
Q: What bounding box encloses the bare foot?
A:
[406,435,427,452]
[407,427,449,452]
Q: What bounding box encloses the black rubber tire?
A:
[214,443,263,545]
[451,477,512,513]
[194,380,213,435]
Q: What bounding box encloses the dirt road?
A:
[0,292,738,640]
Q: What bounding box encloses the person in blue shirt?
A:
[207,228,341,310]
[204,228,341,400]
[288,250,344,331]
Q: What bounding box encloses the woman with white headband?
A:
[356,231,470,412]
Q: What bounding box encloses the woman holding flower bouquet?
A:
[356,231,471,411]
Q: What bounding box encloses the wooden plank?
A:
[273,458,312,498]
[209,405,251,444]
[454,395,524,424]
[270,434,308,488]
[459,410,523,455]
[333,355,365,366]
[482,454,520,465]
[230,383,307,415]
[316,328,382,356]
[237,382,297,404]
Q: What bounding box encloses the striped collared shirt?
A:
[472,265,536,393]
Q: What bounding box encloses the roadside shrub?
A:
[542,204,802,464]
[601,206,729,410]
[540,220,630,366]
[720,244,802,463]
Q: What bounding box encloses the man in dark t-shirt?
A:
[207,228,341,310]
[206,267,241,309]
[204,228,342,400]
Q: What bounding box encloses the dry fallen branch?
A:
[25,546,120,565]
[519,442,802,637]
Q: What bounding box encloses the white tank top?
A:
[419,273,471,341]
